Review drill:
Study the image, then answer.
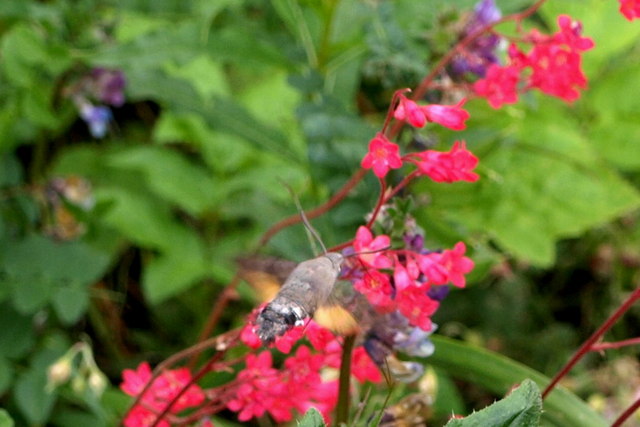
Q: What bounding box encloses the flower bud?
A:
[47,358,72,387]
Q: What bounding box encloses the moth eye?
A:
[283,311,298,326]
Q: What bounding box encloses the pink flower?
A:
[227,351,288,422]
[305,321,339,352]
[353,226,393,268]
[411,141,479,183]
[123,406,170,427]
[620,0,640,20]
[421,100,470,130]
[121,362,205,423]
[353,270,395,310]
[240,322,262,349]
[274,326,305,354]
[554,15,595,51]
[350,347,383,383]
[121,362,153,397]
[394,95,428,128]
[361,133,403,178]
[473,64,521,108]
[396,287,439,331]
[419,242,474,288]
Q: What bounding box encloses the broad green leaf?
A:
[1,236,110,314]
[165,55,231,101]
[0,409,14,427]
[0,304,34,359]
[422,100,640,266]
[445,379,541,427]
[142,242,209,305]
[96,186,192,251]
[51,281,90,325]
[14,369,56,425]
[0,357,13,394]
[297,407,325,427]
[106,146,219,215]
[429,336,607,427]
[0,154,22,186]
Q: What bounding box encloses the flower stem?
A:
[336,334,356,424]
[542,287,640,399]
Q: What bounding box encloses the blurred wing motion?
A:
[237,255,359,339]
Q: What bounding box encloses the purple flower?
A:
[451,0,503,77]
[91,68,126,107]
[80,103,112,138]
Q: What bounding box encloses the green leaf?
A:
[142,245,209,305]
[0,304,34,359]
[444,379,541,427]
[51,281,90,325]
[1,235,110,314]
[0,357,14,394]
[422,100,640,266]
[429,336,607,427]
[14,369,56,425]
[164,54,231,101]
[106,146,219,215]
[297,407,326,427]
[0,409,14,427]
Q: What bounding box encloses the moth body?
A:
[256,252,343,344]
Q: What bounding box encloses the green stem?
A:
[335,334,356,425]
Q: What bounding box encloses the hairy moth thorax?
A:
[255,252,344,344]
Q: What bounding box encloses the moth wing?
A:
[314,305,360,335]
[238,270,281,301]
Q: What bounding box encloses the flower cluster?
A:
[65,68,126,138]
[451,0,503,77]
[620,0,640,20]
[121,362,206,427]
[474,15,594,108]
[235,319,381,423]
[349,227,473,332]
[361,94,477,181]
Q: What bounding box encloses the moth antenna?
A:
[281,181,328,255]
[347,245,392,258]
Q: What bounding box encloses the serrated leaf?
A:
[14,369,56,425]
[0,409,14,427]
[445,379,541,427]
[423,101,640,266]
[429,336,607,427]
[297,408,325,427]
[106,146,218,215]
[1,235,110,314]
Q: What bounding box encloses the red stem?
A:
[611,395,640,427]
[589,336,640,352]
[541,287,640,399]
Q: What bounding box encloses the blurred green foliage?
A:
[0,0,639,425]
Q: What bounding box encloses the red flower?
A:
[411,141,479,183]
[394,95,428,128]
[123,406,170,427]
[350,347,383,383]
[361,133,403,178]
[620,0,640,20]
[419,242,474,288]
[121,362,205,425]
[396,287,439,331]
[353,226,393,268]
[422,100,470,130]
[554,15,595,51]
[473,64,521,108]
[121,362,153,397]
[353,269,395,310]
